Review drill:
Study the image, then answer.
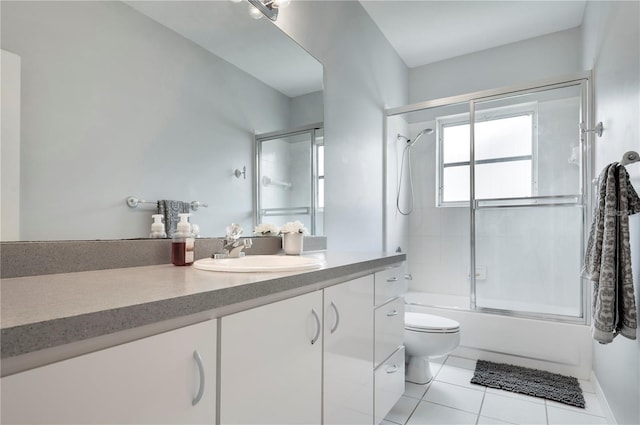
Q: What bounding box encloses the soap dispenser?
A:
[149,214,167,239]
[172,213,195,266]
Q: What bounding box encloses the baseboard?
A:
[452,346,591,380]
[591,371,617,425]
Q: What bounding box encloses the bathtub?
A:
[404,291,592,379]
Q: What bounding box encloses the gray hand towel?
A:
[582,163,640,343]
[158,200,191,237]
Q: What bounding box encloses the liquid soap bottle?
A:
[149,214,167,239]
[172,213,195,266]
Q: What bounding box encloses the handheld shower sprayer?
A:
[396,127,434,215]
[397,128,434,147]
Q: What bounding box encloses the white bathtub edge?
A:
[406,303,592,379]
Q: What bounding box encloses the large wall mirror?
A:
[0,0,323,241]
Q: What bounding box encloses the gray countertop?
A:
[1,251,405,360]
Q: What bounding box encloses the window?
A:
[437,104,537,206]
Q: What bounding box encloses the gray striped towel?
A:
[582,163,640,343]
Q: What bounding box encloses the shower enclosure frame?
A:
[254,122,324,235]
[384,71,594,324]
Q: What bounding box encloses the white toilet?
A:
[404,312,461,384]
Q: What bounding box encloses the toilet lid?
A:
[405,312,460,333]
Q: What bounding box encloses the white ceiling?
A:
[359,1,587,68]
[125,1,323,98]
[126,1,587,97]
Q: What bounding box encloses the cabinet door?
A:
[220,291,323,425]
[1,320,217,424]
[323,275,374,425]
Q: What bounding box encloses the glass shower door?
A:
[471,82,587,318]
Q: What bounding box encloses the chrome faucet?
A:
[227,238,253,258]
[216,223,252,258]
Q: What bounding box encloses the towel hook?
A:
[580,122,604,137]
[620,151,639,166]
[234,166,246,180]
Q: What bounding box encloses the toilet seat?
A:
[405,312,460,334]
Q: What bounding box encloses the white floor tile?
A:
[384,396,420,425]
[429,360,445,378]
[444,356,477,370]
[435,365,485,390]
[546,392,604,417]
[547,405,608,424]
[423,381,485,414]
[477,416,516,425]
[485,387,546,405]
[407,401,478,425]
[480,392,547,425]
[404,381,430,400]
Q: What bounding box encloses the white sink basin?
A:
[192,255,325,273]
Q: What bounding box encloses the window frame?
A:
[435,102,539,207]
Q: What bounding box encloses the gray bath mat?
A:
[470,360,585,408]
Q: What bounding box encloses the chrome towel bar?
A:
[126,196,208,211]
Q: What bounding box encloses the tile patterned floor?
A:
[383,356,610,425]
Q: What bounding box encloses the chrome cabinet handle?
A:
[330,301,340,334]
[387,309,399,317]
[192,350,205,406]
[386,276,399,282]
[386,364,399,374]
[405,274,413,280]
[311,309,321,345]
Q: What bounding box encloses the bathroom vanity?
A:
[0,251,406,424]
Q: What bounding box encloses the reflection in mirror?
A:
[255,123,324,235]
[0,0,323,241]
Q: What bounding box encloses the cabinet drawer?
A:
[374,346,405,424]
[374,297,404,367]
[374,266,407,306]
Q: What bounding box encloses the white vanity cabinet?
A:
[219,275,379,425]
[323,275,374,425]
[1,319,217,424]
[219,290,324,425]
[374,266,407,424]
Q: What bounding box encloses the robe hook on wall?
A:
[234,166,247,180]
[580,122,604,137]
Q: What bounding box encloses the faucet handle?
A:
[225,223,243,241]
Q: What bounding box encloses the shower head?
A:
[407,128,434,147]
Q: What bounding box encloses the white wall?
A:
[290,91,323,128]
[0,50,21,241]
[384,114,410,254]
[582,2,640,424]
[275,1,409,251]
[1,1,291,240]
[409,27,582,103]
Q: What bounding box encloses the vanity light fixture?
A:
[246,0,290,21]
